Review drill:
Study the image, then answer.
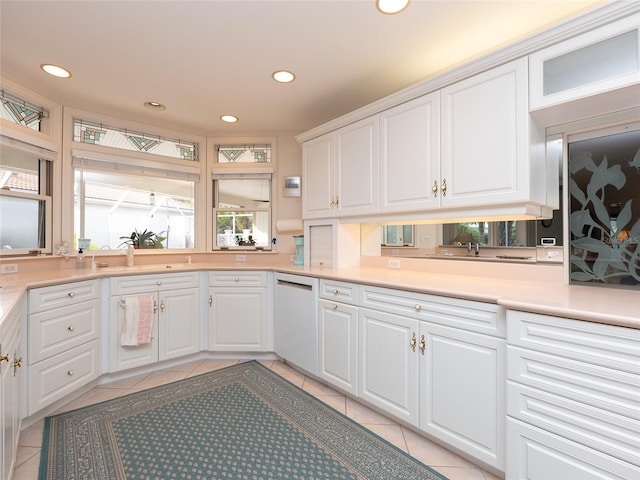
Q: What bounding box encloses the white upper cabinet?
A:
[529,13,640,110]
[302,116,379,219]
[379,92,440,213]
[440,58,534,210]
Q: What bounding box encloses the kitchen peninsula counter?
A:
[1,260,638,329]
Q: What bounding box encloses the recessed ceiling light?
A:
[376,0,409,15]
[144,101,166,111]
[272,70,296,83]
[41,64,71,78]
[221,115,238,123]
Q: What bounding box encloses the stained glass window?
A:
[73,119,199,161]
[217,144,272,163]
[0,90,47,131]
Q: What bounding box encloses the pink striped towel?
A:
[120,294,154,346]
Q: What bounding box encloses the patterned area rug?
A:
[40,361,448,480]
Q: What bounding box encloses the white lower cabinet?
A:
[358,285,506,471]
[359,307,419,424]
[27,280,100,416]
[109,273,200,372]
[419,322,505,470]
[208,271,269,351]
[318,279,359,395]
[506,310,640,479]
[1,298,22,480]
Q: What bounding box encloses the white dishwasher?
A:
[274,273,319,375]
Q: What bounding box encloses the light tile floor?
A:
[14,359,502,480]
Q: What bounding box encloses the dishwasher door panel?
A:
[274,273,319,375]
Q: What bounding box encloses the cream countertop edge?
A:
[0,262,638,330]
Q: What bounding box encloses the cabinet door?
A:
[334,115,379,217]
[440,58,529,208]
[302,133,334,219]
[1,305,21,480]
[208,287,268,351]
[380,92,440,213]
[159,288,200,360]
[318,299,358,395]
[109,293,159,372]
[358,308,419,425]
[419,323,505,470]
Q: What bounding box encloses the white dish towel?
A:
[120,294,154,346]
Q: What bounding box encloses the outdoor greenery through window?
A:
[213,174,271,249]
[443,221,528,246]
[74,166,196,251]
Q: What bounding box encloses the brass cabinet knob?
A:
[67,325,75,332]
[432,181,438,197]
[13,355,22,376]
[0,353,9,363]
[333,289,339,295]
[420,335,426,355]
[67,370,74,376]
[153,301,158,314]
[410,332,417,352]
[234,277,240,282]
[332,304,338,310]
[68,292,75,298]
[414,304,422,311]
[208,295,213,307]
[441,178,447,197]
[160,300,165,312]
[157,281,162,286]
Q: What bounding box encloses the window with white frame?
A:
[0,140,54,255]
[72,155,198,251]
[213,173,272,249]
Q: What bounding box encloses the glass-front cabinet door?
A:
[568,122,640,288]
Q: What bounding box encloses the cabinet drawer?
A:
[507,382,640,466]
[29,279,99,314]
[209,270,267,287]
[507,311,640,373]
[29,299,100,365]
[507,418,640,480]
[360,285,504,336]
[110,271,199,294]
[319,279,358,305]
[507,346,639,420]
[28,340,100,415]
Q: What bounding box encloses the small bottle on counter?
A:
[76,248,86,269]
[126,245,135,267]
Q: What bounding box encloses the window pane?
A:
[74,170,195,250]
[73,119,198,161]
[1,90,46,131]
[0,195,46,250]
[213,176,271,248]
[217,144,271,163]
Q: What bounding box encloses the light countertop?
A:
[1,261,638,329]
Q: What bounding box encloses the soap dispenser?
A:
[76,248,86,269]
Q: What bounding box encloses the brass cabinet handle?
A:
[420,335,426,355]
[153,301,158,314]
[160,300,165,312]
[0,353,9,363]
[208,295,213,307]
[410,332,417,352]
[67,325,75,332]
[432,181,438,197]
[13,355,22,376]
[68,292,75,298]
[441,178,447,197]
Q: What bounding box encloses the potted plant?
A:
[119,229,166,249]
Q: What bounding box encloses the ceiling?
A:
[1,0,607,137]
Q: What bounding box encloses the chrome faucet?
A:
[467,242,480,256]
